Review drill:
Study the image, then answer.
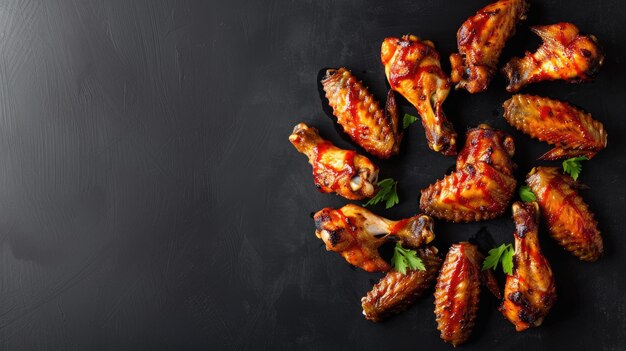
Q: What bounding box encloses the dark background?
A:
[0,0,624,350]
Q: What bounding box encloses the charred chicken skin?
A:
[421,125,517,222]
[321,68,402,159]
[381,35,457,155]
[450,0,529,93]
[502,23,604,92]
[526,167,603,261]
[501,202,557,331]
[361,246,442,322]
[289,123,378,200]
[503,94,607,160]
[313,204,435,272]
[434,242,501,347]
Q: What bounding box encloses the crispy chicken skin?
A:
[321,68,402,159]
[420,125,517,222]
[313,204,436,272]
[289,123,379,200]
[450,0,528,93]
[501,202,557,331]
[361,246,442,322]
[381,35,457,155]
[502,23,604,92]
[503,94,607,160]
[456,125,516,175]
[434,242,501,347]
[526,167,603,261]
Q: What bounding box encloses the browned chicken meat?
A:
[450,0,529,93]
[502,23,604,92]
[361,246,442,322]
[434,242,501,346]
[313,204,435,272]
[420,125,517,222]
[501,202,557,331]
[321,68,402,159]
[503,94,607,160]
[289,123,378,200]
[526,167,603,261]
[381,35,457,155]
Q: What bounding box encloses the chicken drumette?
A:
[526,167,603,261]
[434,242,501,346]
[361,246,442,322]
[503,94,607,160]
[381,35,457,155]
[420,124,517,222]
[289,123,378,200]
[450,0,529,93]
[313,204,435,272]
[321,68,402,159]
[503,23,604,92]
[501,202,557,331]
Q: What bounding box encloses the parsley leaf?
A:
[391,242,425,274]
[363,178,399,209]
[403,114,419,129]
[562,156,588,181]
[482,243,514,275]
[519,185,536,202]
[501,246,514,275]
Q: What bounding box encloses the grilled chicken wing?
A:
[381,35,457,155]
[420,125,517,222]
[501,202,557,331]
[321,68,402,159]
[361,246,442,322]
[289,123,378,200]
[503,23,604,92]
[503,94,607,160]
[526,167,603,261]
[456,124,516,176]
[450,0,528,93]
[434,242,501,347]
[313,204,435,272]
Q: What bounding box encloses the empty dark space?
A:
[0,0,624,350]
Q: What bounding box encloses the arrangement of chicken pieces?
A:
[321,68,402,159]
[313,204,435,272]
[526,167,603,261]
[434,242,501,347]
[501,202,557,331]
[361,246,442,322]
[502,23,604,92]
[289,123,379,200]
[381,35,457,155]
[503,94,607,160]
[450,0,529,93]
[420,124,517,222]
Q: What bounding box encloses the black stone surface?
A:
[0,0,624,350]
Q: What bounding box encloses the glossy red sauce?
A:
[389,218,410,235]
[442,245,474,338]
[312,142,357,193]
[441,163,508,213]
[458,11,491,48]
[344,79,362,139]
[335,209,366,263]
[539,106,552,120]
[537,172,594,243]
[387,40,446,88]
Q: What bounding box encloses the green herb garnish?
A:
[519,185,537,202]
[363,178,399,209]
[403,113,419,129]
[391,242,425,274]
[562,156,588,181]
[482,243,514,275]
